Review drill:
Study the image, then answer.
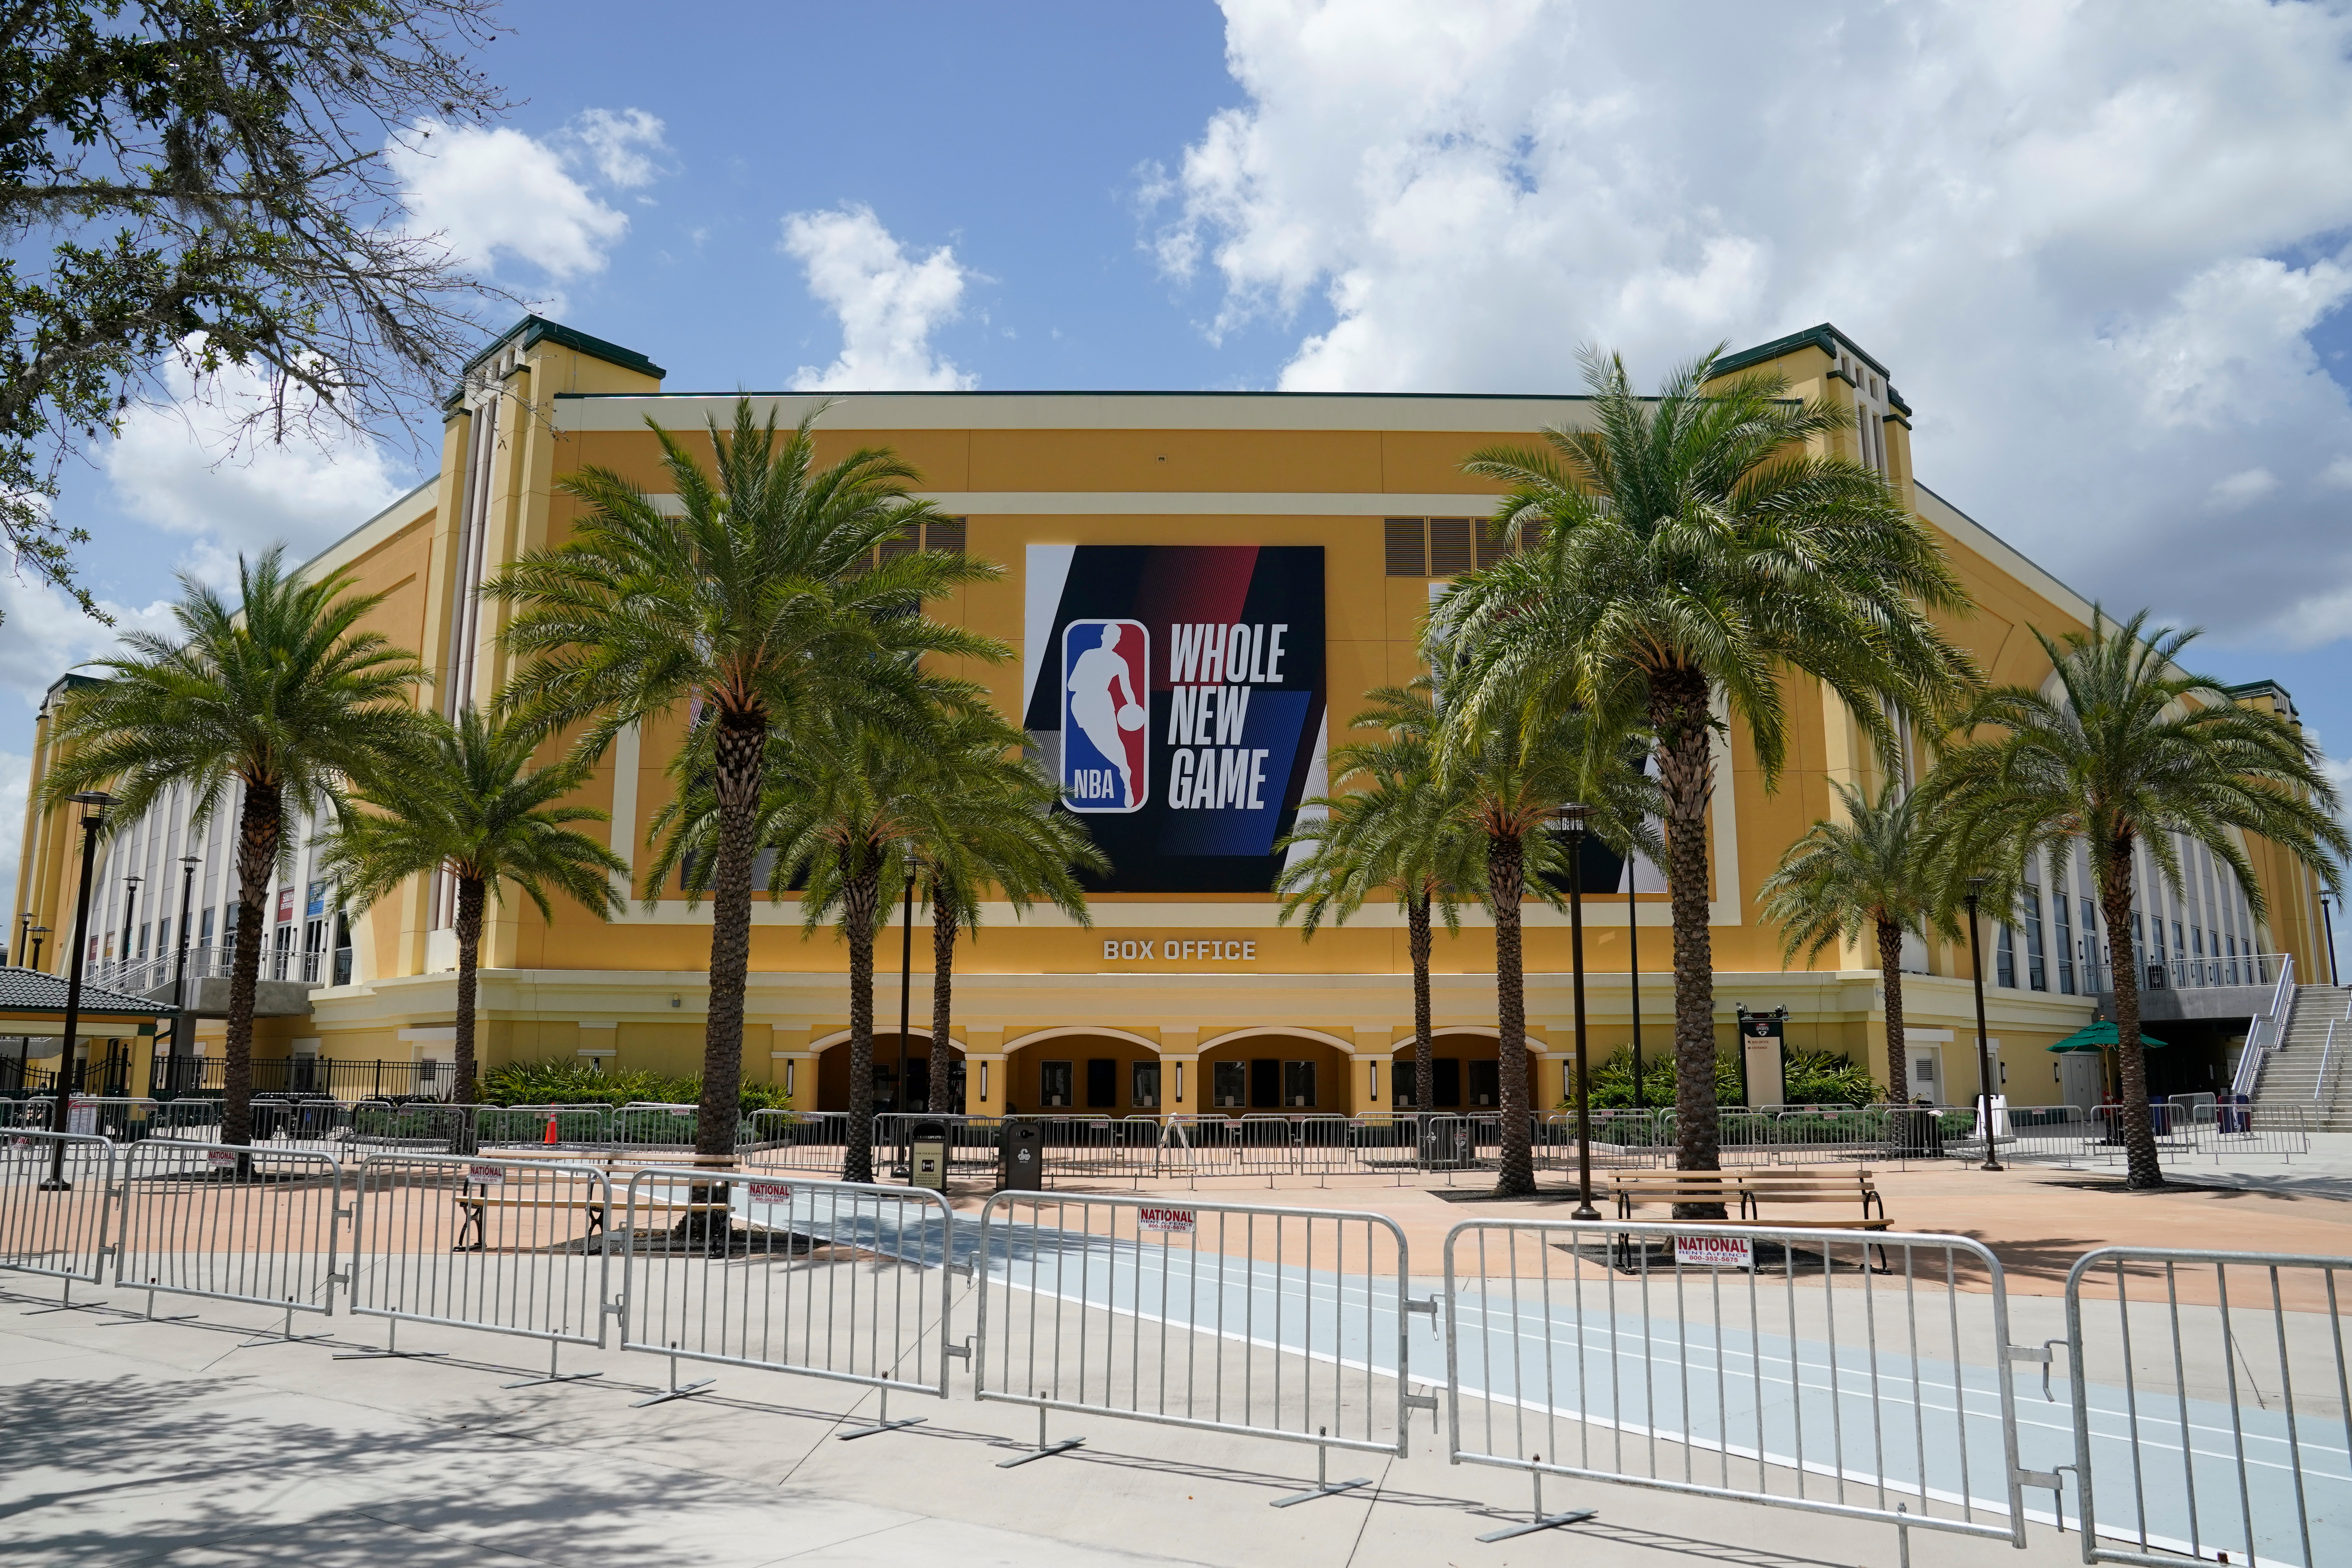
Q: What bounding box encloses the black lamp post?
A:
[16,911,30,967]
[1964,875,2002,1172]
[120,873,142,981]
[29,927,48,971]
[897,874,915,1119]
[1627,852,1645,1114]
[1554,804,1599,1220]
[43,791,113,1188]
[2322,891,2339,987]
[165,855,198,1072]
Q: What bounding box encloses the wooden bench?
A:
[450,1176,731,1252]
[1606,1168,1891,1269]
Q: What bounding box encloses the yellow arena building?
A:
[9,317,2334,1117]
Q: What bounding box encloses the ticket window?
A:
[1433,1058,1463,1108]
[1390,1062,1417,1107]
[1282,1060,1316,1109]
[1467,1060,1501,1109]
[1131,1062,1161,1110]
[1040,1060,1074,1109]
[1250,1058,1280,1108]
[1085,1058,1116,1109]
[1213,1061,1246,1108]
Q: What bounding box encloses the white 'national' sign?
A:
[1139,1206,1197,1234]
[466,1164,505,1187]
[747,1183,792,1206]
[1675,1234,1753,1270]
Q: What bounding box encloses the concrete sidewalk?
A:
[0,1282,2090,1568]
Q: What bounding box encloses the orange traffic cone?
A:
[543,1114,559,1145]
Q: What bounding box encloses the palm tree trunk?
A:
[698,709,766,1159]
[929,880,957,1114]
[1489,833,1534,1197]
[1409,889,1434,1113]
[841,859,881,1184]
[1651,665,1724,1215]
[1877,917,1910,1105]
[453,874,484,1107]
[2101,853,2164,1189]
[221,781,280,1149]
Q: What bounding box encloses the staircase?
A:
[2251,984,2352,1129]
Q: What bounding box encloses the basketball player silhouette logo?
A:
[1062,618,1148,812]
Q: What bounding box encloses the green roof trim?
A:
[1714,322,1890,383]
[1887,385,1912,416]
[458,316,666,385]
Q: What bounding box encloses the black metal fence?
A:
[0,1046,129,1098]
[145,1054,449,1102]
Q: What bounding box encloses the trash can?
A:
[910,1118,950,1193]
[999,1118,1044,1191]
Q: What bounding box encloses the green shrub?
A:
[1572,1046,1883,1109]
[476,1057,793,1113]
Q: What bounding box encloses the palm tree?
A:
[1442,345,1976,1188]
[1919,610,2346,1189]
[906,724,1105,1115]
[645,679,993,1183]
[1757,778,1955,1106]
[316,706,627,1108]
[41,548,427,1147]
[1277,693,1481,1118]
[488,398,1002,1158]
[1362,677,1656,1197]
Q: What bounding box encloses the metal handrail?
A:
[2228,951,2296,1100]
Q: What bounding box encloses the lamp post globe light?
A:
[42,790,113,1189]
[1963,875,2002,1173]
[29,927,48,971]
[1552,803,1599,1221]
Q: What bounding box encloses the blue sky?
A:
[12,0,2351,971]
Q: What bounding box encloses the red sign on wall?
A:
[276,886,294,924]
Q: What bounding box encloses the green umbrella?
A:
[2047,1020,2168,1052]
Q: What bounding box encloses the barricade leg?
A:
[1270,1430,1373,1508]
[1474,1462,1598,1542]
[837,1386,926,1441]
[996,1400,1085,1468]
[98,1286,193,1326]
[240,1302,331,1348]
[502,1338,603,1390]
[334,1326,447,1363]
[630,1349,714,1408]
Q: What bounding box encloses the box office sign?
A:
[1025,545,1325,891]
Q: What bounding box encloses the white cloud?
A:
[2208,468,2279,510]
[102,346,405,568]
[1152,0,2352,648]
[570,107,670,190]
[389,107,669,303]
[781,204,976,391]
[0,576,177,910]
[2319,455,2352,490]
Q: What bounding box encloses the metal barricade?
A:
[349,1098,474,1153]
[1443,1217,2039,1550]
[975,1190,1425,1487]
[1764,1106,1891,1166]
[56,1096,160,1143]
[473,1104,610,1150]
[2196,1102,2310,1161]
[249,1098,350,1150]
[610,1103,699,1151]
[2063,1246,2350,1567]
[0,1130,117,1291]
[743,1108,853,1172]
[2001,1106,2096,1163]
[346,1153,612,1356]
[114,1140,343,1321]
[617,1167,962,1414]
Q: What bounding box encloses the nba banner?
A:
[1024,544,1326,891]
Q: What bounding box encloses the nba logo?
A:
[1061,618,1148,812]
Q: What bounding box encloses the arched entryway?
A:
[1389,1029,1507,1111]
[1002,1028,1163,1116]
[815,1032,965,1114]
[1197,1029,1354,1114]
